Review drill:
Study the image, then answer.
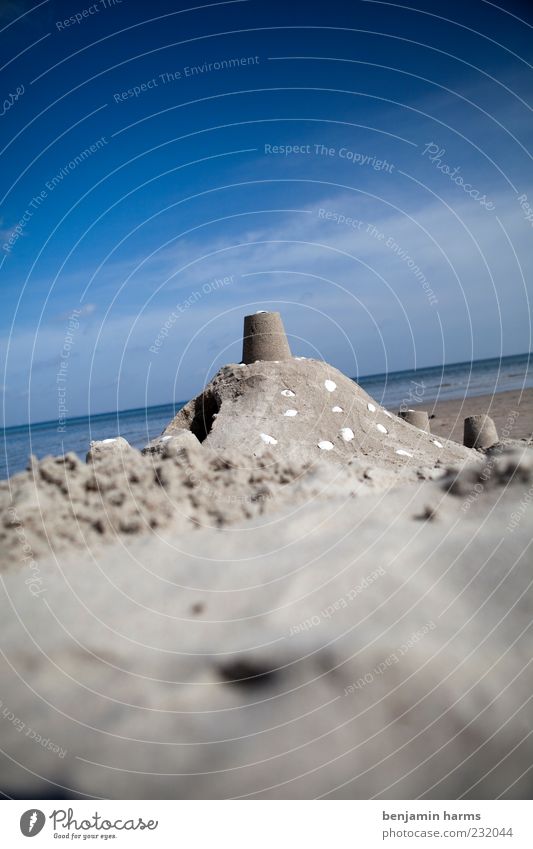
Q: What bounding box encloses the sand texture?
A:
[0,447,531,799]
[162,358,471,467]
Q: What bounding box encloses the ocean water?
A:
[2,353,531,480]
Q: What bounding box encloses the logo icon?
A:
[20,810,46,837]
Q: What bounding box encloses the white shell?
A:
[367,403,376,412]
[340,427,354,441]
[396,449,412,457]
[284,409,298,417]
[432,439,443,448]
[260,433,278,445]
[324,380,337,392]
[376,423,388,434]
[318,440,334,451]
[332,406,343,413]
[281,389,295,397]
[102,438,117,443]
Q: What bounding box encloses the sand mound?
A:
[162,358,472,468]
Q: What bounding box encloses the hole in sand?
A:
[189,391,220,442]
[218,659,277,688]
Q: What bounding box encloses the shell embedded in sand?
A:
[324,380,337,392]
[367,403,376,412]
[433,439,443,448]
[318,441,334,450]
[260,433,278,445]
[340,428,354,441]
[376,424,388,434]
[332,406,343,413]
[396,449,413,457]
[281,389,295,397]
[284,409,298,417]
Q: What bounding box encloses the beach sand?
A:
[1,369,532,800]
[427,388,533,444]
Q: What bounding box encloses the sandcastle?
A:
[149,312,473,468]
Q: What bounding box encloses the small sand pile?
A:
[1,430,464,565]
[0,438,304,563]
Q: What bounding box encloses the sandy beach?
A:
[1,339,532,800]
[428,388,533,444]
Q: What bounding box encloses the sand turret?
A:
[463,414,499,449]
[242,311,292,364]
[398,409,430,432]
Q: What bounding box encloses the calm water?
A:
[2,353,531,480]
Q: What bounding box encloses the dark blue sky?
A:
[1,0,532,425]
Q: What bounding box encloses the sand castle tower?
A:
[242,311,292,364]
[151,312,472,468]
[463,415,499,449]
[398,409,430,432]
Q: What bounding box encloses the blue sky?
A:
[1,0,532,426]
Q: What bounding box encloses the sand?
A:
[0,447,531,799]
[161,358,472,468]
[427,388,533,445]
[1,359,532,800]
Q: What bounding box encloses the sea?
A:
[2,352,531,480]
